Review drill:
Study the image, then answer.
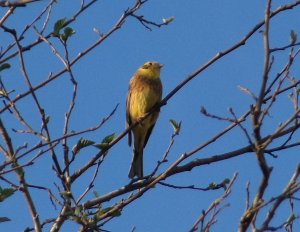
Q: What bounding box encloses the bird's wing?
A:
[143,123,155,148]
[143,80,163,148]
[126,85,132,146]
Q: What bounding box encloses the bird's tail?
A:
[128,148,143,179]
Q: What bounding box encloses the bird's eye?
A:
[148,62,152,66]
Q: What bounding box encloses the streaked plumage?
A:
[126,61,163,179]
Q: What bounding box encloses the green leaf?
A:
[45,115,50,125]
[94,133,115,150]
[162,16,175,25]
[11,163,23,176]
[72,138,95,154]
[290,30,297,45]
[60,191,72,197]
[81,213,88,222]
[208,182,217,190]
[93,213,100,223]
[169,119,181,135]
[61,27,75,42]
[74,207,81,217]
[0,217,11,223]
[0,89,6,96]
[285,213,296,227]
[96,206,111,217]
[1,89,15,96]
[101,133,115,144]
[208,178,231,190]
[0,187,15,202]
[93,190,100,198]
[200,106,207,115]
[111,208,122,217]
[0,63,11,72]
[221,178,231,190]
[53,18,67,36]
[97,206,121,217]
[223,178,230,184]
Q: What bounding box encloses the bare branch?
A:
[0,0,41,7]
[189,173,238,232]
[257,164,300,231]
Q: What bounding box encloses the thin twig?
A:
[189,173,238,232]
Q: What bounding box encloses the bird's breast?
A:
[129,86,160,120]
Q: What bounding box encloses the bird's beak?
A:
[159,64,164,69]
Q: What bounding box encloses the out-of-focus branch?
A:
[0,118,42,232]
[0,6,15,26]
[0,119,14,156]
[49,206,69,232]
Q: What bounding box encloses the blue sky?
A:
[1,0,300,231]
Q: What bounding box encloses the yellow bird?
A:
[126,61,163,179]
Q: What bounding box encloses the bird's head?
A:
[138,61,163,79]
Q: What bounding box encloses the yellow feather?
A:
[126,61,163,178]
